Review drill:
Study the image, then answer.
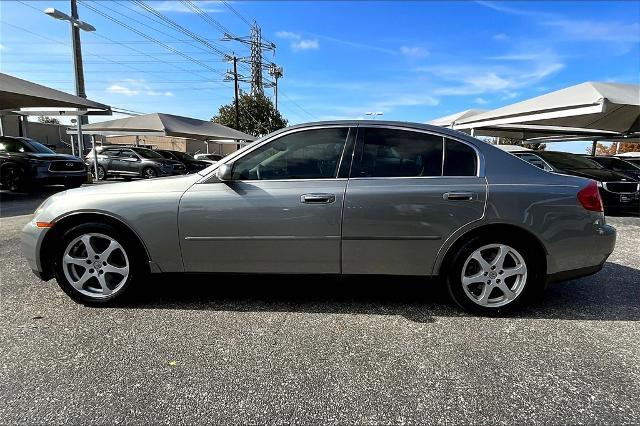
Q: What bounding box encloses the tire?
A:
[52,222,146,305]
[2,165,29,192]
[95,165,107,180]
[446,235,542,315]
[141,167,158,179]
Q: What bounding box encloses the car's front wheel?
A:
[446,236,540,315]
[53,223,144,304]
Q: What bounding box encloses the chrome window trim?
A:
[513,152,554,172]
[354,124,485,177]
[199,124,355,184]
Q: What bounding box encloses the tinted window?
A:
[539,152,602,170]
[353,128,443,177]
[104,149,121,157]
[131,148,164,159]
[119,150,137,159]
[156,151,174,160]
[516,153,552,171]
[611,158,640,172]
[444,139,477,176]
[232,128,349,180]
[0,138,30,153]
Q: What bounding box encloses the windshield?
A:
[172,151,195,161]
[0,137,54,154]
[539,152,603,170]
[131,148,164,159]
[611,158,640,171]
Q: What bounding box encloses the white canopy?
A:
[78,112,256,141]
[427,109,487,127]
[455,82,640,137]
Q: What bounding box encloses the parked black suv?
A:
[155,149,210,173]
[0,136,86,191]
[587,156,640,180]
[513,150,640,215]
[86,146,186,180]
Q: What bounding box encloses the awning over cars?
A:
[454,82,640,137]
[79,112,256,141]
[427,109,487,128]
[0,72,110,111]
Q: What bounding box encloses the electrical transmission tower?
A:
[222,21,281,97]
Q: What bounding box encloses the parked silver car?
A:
[21,121,616,314]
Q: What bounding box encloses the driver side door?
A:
[178,126,355,273]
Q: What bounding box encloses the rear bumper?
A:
[546,263,604,284]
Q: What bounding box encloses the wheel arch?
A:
[40,212,151,278]
[435,222,548,278]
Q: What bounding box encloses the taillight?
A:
[577,180,603,212]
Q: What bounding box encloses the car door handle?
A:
[443,192,474,201]
[300,193,336,204]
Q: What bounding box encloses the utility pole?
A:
[233,56,240,130]
[268,64,283,112]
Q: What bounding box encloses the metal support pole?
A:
[70,135,76,156]
[233,56,240,130]
[91,135,99,180]
[70,0,88,156]
[591,140,598,156]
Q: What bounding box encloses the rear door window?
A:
[352,128,443,177]
[444,139,477,176]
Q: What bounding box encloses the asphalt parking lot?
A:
[1,186,639,424]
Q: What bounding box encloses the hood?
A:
[63,173,201,197]
[561,168,638,182]
[25,153,82,161]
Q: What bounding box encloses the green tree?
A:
[211,91,287,137]
[37,116,60,124]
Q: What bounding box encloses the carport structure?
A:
[0,73,112,156]
[430,82,640,154]
[72,112,256,156]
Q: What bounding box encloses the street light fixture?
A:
[365,112,384,119]
[44,1,97,175]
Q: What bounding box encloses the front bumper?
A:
[21,219,52,281]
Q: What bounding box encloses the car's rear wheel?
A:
[446,236,540,315]
[53,223,144,304]
[142,167,157,179]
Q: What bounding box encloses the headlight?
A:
[596,181,603,187]
[28,158,48,165]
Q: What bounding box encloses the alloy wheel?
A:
[460,244,527,308]
[62,233,130,298]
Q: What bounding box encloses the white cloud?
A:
[292,39,319,51]
[107,80,174,97]
[0,43,6,51]
[153,1,222,13]
[275,31,301,40]
[475,1,554,18]
[493,33,509,41]
[275,31,319,51]
[423,62,564,96]
[543,20,640,43]
[400,46,429,58]
[474,97,489,105]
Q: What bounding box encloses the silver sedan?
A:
[21,121,616,315]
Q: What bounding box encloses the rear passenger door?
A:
[341,126,487,275]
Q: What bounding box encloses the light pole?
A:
[44,1,95,160]
[365,112,384,120]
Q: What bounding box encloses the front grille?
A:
[603,182,640,193]
[49,161,85,172]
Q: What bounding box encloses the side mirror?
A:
[216,162,233,181]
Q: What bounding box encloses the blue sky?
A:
[1,1,639,153]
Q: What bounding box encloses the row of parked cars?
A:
[0,135,224,190]
[502,147,640,215]
[83,146,222,181]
